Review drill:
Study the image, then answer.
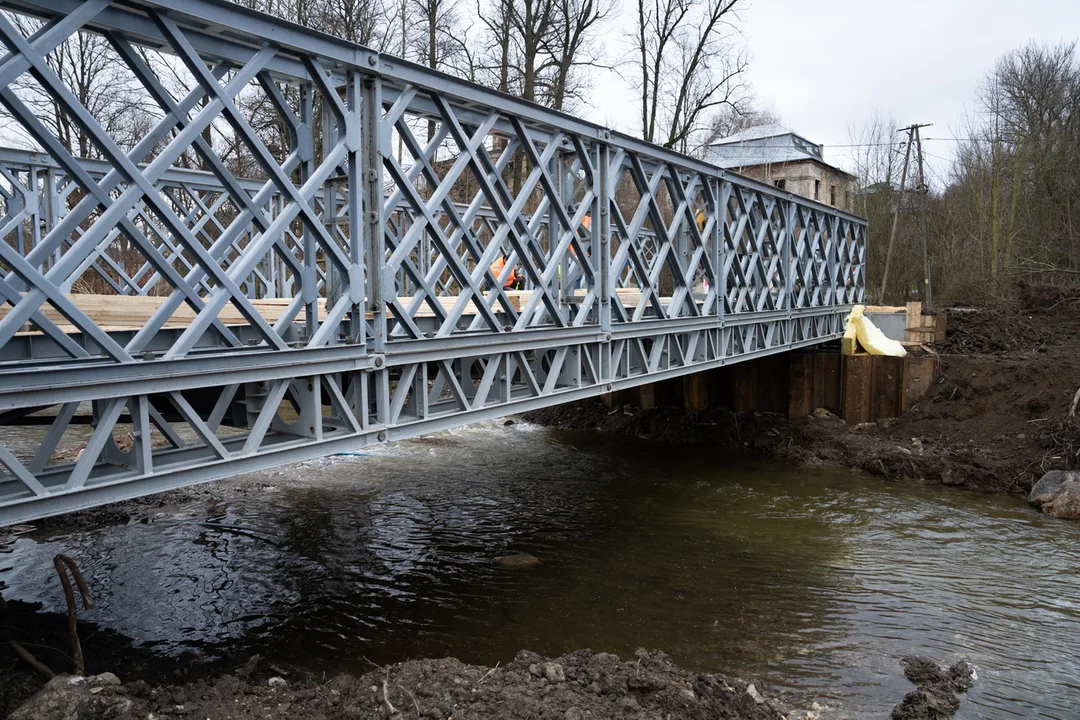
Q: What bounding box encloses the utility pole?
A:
[879,123,932,304]
[913,124,933,307]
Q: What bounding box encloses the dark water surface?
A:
[2,421,1078,718]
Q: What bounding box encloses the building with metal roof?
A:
[704,124,856,212]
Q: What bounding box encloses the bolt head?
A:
[367,55,378,66]
[377,430,387,441]
[374,356,384,367]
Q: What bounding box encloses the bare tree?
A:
[235,0,388,47]
[540,0,613,111]
[409,0,470,74]
[700,104,778,152]
[631,0,749,153]
[507,0,557,104]
[945,42,1080,299]
[845,112,919,300]
[323,0,384,45]
[405,0,471,139]
[847,112,904,194]
[5,17,152,157]
[476,0,514,94]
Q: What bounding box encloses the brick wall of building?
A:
[734,161,856,213]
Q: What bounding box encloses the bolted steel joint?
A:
[377,430,387,442]
[373,355,384,367]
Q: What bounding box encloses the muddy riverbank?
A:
[2,644,799,720]
[526,304,1080,497]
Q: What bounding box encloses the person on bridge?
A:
[490,253,524,290]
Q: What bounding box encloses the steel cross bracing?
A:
[0,0,866,525]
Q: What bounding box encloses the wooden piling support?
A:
[635,382,657,410]
[870,355,904,420]
[788,353,814,418]
[683,373,711,414]
[734,362,759,413]
[902,355,936,412]
[841,354,873,425]
[620,348,935,425]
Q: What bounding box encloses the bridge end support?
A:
[619,349,937,425]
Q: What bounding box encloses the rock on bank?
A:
[1029,470,1080,519]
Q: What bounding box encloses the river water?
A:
[2,421,1078,718]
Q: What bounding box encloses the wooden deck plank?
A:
[1,289,669,335]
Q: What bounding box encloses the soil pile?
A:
[525,402,721,445]
[933,308,1053,355]
[5,649,792,720]
[1017,281,1080,313]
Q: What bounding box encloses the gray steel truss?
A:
[0,0,866,525]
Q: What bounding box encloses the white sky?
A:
[582,0,1080,182]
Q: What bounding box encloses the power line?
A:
[711,137,979,150]
[922,150,955,165]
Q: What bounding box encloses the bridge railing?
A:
[0,0,865,524]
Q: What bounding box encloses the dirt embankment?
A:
[526,302,1080,495]
[3,647,798,720]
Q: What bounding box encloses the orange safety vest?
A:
[490,256,520,290]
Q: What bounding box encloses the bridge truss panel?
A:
[0,0,866,525]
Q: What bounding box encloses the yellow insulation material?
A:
[843,305,907,357]
[842,318,859,356]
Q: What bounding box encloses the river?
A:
[2,420,1077,718]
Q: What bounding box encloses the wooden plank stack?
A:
[1,288,668,336]
[902,301,947,344]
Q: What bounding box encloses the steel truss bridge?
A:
[0,0,866,525]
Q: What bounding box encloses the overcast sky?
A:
[583,0,1080,182]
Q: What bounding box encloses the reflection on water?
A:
[2,421,1079,719]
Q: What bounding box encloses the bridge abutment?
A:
[603,349,936,425]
